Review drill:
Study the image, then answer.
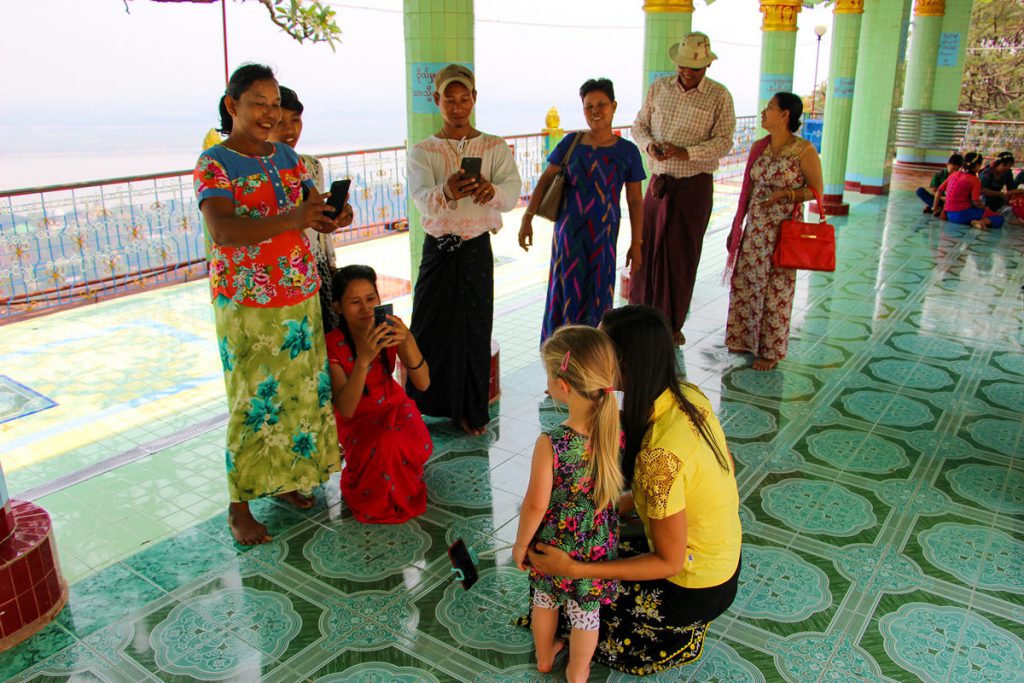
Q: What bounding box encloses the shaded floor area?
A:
[0,174,1022,681]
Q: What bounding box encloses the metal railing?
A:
[0,117,760,322]
[895,109,973,150]
[962,119,1024,161]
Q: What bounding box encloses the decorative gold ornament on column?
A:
[643,0,694,13]
[834,0,865,14]
[760,0,802,32]
[914,0,945,17]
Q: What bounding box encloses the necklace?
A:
[439,127,469,164]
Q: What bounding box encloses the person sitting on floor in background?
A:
[934,151,1005,231]
[325,265,433,524]
[917,152,961,214]
[979,151,1023,223]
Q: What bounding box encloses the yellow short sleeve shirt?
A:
[631,384,742,589]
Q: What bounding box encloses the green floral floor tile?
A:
[56,563,166,639]
[866,594,1024,683]
[0,625,78,681]
[902,512,1024,607]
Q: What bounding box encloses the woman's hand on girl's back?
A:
[528,543,575,578]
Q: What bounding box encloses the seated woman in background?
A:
[979,151,1023,222]
[326,265,433,524]
[934,152,1005,230]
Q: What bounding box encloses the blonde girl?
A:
[513,325,623,683]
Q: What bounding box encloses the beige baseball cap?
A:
[434,64,475,95]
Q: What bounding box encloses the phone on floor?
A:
[447,539,479,590]
[460,156,482,182]
[373,303,394,328]
[325,178,351,216]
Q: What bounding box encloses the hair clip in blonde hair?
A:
[603,387,614,394]
[560,350,571,372]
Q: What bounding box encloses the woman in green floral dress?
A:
[194,64,354,545]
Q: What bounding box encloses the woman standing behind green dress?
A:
[194,64,354,545]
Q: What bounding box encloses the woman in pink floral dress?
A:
[724,93,823,371]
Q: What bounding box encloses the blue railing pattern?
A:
[0,117,759,321]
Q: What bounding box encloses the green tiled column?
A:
[896,0,946,164]
[818,0,864,216]
[642,0,693,94]
[927,0,972,162]
[846,0,913,194]
[757,0,802,133]
[403,0,474,280]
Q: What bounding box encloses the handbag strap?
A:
[557,132,584,174]
[795,187,827,223]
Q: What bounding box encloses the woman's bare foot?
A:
[672,331,686,346]
[970,220,989,230]
[276,491,315,509]
[536,639,566,673]
[752,357,779,371]
[228,502,272,545]
[459,417,487,437]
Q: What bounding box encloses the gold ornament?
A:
[835,0,864,15]
[760,0,802,31]
[643,0,694,13]
[914,0,944,17]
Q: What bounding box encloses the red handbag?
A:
[771,188,836,272]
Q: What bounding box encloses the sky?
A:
[0,0,834,189]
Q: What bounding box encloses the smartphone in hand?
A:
[325,179,352,216]
[373,303,394,328]
[460,157,482,183]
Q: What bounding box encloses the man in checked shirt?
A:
[629,32,735,345]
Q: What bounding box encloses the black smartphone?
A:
[447,539,479,590]
[301,184,311,202]
[325,178,351,216]
[460,157,482,182]
[373,303,394,328]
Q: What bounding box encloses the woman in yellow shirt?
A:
[529,304,742,675]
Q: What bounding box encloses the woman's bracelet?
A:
[406,356,426,371]
[524,210,535,218]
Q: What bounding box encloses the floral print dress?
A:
[725,136,808,361]
[194,143,340,502]
[530,425,619,612]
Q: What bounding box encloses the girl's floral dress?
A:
[194,143,339,502]
[530,425,619,612]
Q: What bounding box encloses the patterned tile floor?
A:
[1,173,1023,681]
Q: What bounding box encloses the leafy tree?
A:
[961,0,1024,120]
[128,0,341,49]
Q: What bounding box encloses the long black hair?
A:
[600,305,729,485]
[218,63,277,135]
[331,265,391,388]
[773,91,803,133]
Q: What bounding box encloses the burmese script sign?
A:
[411,62,474,114]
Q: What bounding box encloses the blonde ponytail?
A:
[541,326,624,511]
